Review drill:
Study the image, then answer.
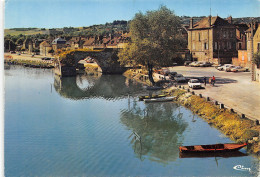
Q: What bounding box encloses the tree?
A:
[253,52,260,68]
[16,38,24,45]
[4,39,16,51]
[118,6,186,85]
[48,49,55,56]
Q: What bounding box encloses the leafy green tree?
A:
[253,52,260,68]
[48,49,55,56]
[118,6,186,85]
[16,38,24,45]
[4,39,16,51]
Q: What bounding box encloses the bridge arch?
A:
[54,48,127,77]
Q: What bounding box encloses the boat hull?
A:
[139,94,166,101]
[179,143,247,153]
[144,96,175,103]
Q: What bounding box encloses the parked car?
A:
[217,64,233,71]
[230,66,249,72]
[199,62,212,67]
[188,79,203,89]
[169,72,178,79]
[42,57,51,60]
[189,61,199,67]
[174,74,186,82]
[184,61,192,66]
[10,51,16,54]
[225,65,236,72]
[193,62,203,67]
[86,58,94,63]
[160,68,170,76]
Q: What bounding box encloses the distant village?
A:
[4,16,260,81]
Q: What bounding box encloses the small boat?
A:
[139,94,167,101]
[179,143,247,153]
[143,96,175,103]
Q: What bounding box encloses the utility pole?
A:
[251,20,255,81]
[218,44,220,65]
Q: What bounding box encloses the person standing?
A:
[212,76,216,86]
[203,76,207,86]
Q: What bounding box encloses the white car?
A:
[188,79,203,89]
[225,65,236,72]
[189,61,199,67]
[174,74,186,82]
[217,64,233,71]
[230,66,249,72]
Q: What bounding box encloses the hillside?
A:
[4,17,260,36]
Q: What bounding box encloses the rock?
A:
[253,137,259,141]
[247,140,254,144]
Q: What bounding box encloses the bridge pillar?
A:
[60,66,77,77]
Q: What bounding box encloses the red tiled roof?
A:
[40,41,51,47]
[191,16,233,29]
[83,38,95,46]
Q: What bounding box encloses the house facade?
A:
[188,16,237,64]
[39,41,52,56]
[52,38,66,51]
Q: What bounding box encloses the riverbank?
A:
[4,55,54,68]
[124,69,260,157]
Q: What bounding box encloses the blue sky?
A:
[4,0,260,28]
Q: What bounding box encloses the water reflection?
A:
[179,151,248,158]
[54,74,145,100]
[120,100,188,164]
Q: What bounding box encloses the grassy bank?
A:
[125,69,259,157]
[124,69,153,86]
[5,58,53,68]
[167,87,260,156]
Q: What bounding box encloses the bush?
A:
[241,129,259,141]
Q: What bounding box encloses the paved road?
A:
[166,66,260,121]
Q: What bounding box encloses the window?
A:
[215,42,218,50]
[238,42,242,50]
[193,43,195,50]
[204,42,208,50]
[223,31,226,38]
[258,43,260,52]
[228,42,231,49]
[199,33,201,41]
[242,52,244,61]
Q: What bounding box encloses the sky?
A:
[4,0,260,28]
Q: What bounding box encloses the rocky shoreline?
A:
[124,69,260,157]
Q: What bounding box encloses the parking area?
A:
[164,66,260,121]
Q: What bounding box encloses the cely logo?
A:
[233,165,251,172]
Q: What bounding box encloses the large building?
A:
[52,38,66,51]
[188,16,237,64]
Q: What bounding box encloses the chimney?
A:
[227,16,232,24]
[208,16,212,27]
[190,18,194,29]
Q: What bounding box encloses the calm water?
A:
[4,66,259,177]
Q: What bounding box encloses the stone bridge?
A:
[54,48,127,77]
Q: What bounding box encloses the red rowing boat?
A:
[179,143,247,153]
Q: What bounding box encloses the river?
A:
[4,66,259,176]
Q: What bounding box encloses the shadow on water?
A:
[120,100,188,164]
[54,74,145,100]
